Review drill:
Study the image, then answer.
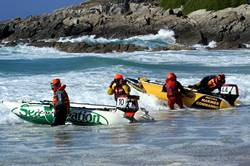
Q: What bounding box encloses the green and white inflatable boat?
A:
[2,96,154,125]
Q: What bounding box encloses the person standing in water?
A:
[107,73,130,101]
[107,73,138,120]
[163,72,185,110]
[50,78,70,126]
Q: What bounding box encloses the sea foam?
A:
[58,29,176,48]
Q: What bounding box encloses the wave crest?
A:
[58,29,176,48]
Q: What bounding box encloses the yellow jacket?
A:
[107,83,130,95]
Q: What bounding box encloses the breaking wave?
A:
[58,29,176,48]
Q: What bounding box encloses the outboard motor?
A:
[116,95,140,112]
[219,84,239,106]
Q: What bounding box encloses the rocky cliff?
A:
[0,0,250,52]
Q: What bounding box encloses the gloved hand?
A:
[162,84,167,92]
[109,81,115,88]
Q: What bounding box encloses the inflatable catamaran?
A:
[127,77,240,109]
[2,96,154,125]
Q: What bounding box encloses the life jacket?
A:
[207,77,224,90]
[166,79,178,97]
[53,85,70,113]
[114,84,127,100]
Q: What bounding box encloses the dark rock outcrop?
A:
[0,24,14,40]
[153,43,193,51]
[188,5,250,48]
[29,41,145,53]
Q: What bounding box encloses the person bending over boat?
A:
[188,73,225,94]
[50,78,70,126]
[107,74,136,119]
[163,72,185,110]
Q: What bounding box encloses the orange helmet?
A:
[114,73,124,80]
[167,72,176,80]
[51,78,61,87]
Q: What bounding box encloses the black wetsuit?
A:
[191,75,224,94]
[51,86,70,126]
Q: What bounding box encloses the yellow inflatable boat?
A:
[127,77,240,109]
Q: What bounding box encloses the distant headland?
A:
[1,0,250,52]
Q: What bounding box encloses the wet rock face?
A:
[188,5,250,46]
[0,0,250,51]
[212,40,247,50]
[0,0,199,43]
[29,41,145,53]
[0,24,15,40]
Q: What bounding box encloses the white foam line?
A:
[193,41,217,49]
[1,45,250,67]
[244,43,250,48]
[58,29,176,48]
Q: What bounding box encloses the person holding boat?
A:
[163,72,185,110]
[50,78,70,126]
[107,73,131,100]
[108,74,137,120]
[188,73,225,94]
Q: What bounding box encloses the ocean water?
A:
[1,33,250,165]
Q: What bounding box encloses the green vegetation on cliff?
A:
[160,0,185,9]
[160,0,247,14]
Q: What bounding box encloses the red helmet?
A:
[51,78,61,87]
[217,73,225,83]
[114,73,124,80]
[167,72,176,80]
[218,73,225,80]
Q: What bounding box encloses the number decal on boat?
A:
[220,85,238,95]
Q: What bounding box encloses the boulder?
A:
[29,40,146,53]
[153,44,193,51]
[213,40,245,49]
[188,5,250,44]
[0,24,14,40]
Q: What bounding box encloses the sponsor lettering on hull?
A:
[68,110,109,125]
[12,104,54,124]
[192,96,222,109]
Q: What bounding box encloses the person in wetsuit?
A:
[163,72,185,110]
[188,73,225,94]
[107,73,130,101]
[50,78,70,126]
[107,73,137,120]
